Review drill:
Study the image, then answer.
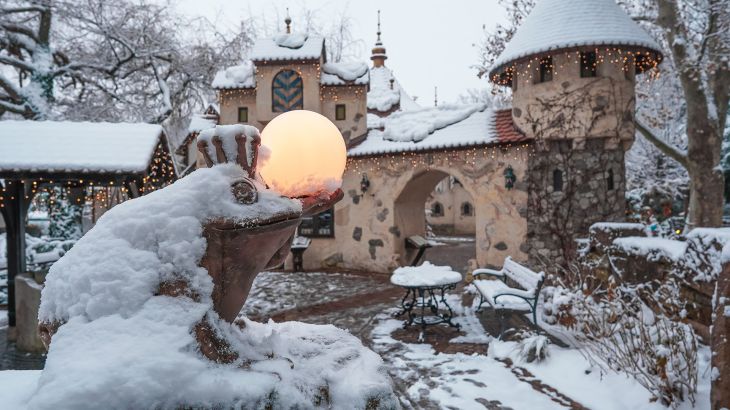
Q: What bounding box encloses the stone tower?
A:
[489,0,662,266]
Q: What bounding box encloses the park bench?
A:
[471,256,545,335]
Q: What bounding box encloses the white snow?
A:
[250,33,324,62]
[197,124,260,167]
[390,262,462,287]
[367,66,402,112]
[349,105,498,157]
[382,104,484,143]
[491,0,662,73]
[612,236,687,261]
[39,164,300,324]
[27,164,397,408]
[321,61,369,85]
[366,113,384,129]
[0,120,164,174]
[211,61,255,89]
[590,222,646,232]
[187,114,216,134]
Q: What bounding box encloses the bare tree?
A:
[0,0,254,123]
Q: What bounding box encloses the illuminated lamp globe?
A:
[259,110,347,197]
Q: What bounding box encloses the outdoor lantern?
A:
[259,110,347,197]
[360,174,370,193]
[503,165,516,190]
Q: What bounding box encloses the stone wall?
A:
[300,146,530,273]
[526,138,627,266]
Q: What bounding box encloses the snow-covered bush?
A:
[542,264,699,407]
[513,331,550,363]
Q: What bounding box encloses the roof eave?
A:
[488,43,663,85]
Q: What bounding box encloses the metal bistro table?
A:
[390,262,462,341]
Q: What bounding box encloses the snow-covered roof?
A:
[250,33,324,62]
[490,0,662,76]
[367,66,418,113]
[187,115,217,134]
[349,106,527,157]
[212,61,255,89]
[0,120,164,174]
[320,61,369,86]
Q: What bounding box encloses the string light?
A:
[491,46,661,87]
[347,142,534,174]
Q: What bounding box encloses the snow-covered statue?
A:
[33,126,398,409]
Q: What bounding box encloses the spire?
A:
[370,10,388,67]
[285,8,292,34]
[434,86,438,107]
[376,10,382,45]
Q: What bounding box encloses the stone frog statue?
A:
[30,125,398,409]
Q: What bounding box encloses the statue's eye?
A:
[231,179,258,205]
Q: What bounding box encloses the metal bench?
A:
[472,256,545,335]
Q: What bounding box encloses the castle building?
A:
[208,0,662,273]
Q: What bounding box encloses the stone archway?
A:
[394,169,479,268]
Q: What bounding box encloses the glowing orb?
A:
[259,110,346,197]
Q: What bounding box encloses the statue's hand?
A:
[197,126,261,179]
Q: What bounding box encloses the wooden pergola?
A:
[0,120,177,329]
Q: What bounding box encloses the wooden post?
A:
[3,180,27,328]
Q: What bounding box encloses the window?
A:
[607,169,615,191]
[335,104,346,120]
[553,169,564,192]
[431,202,444,217]
[299,208,334,238]
[238,107,248,123]
[272,70,303,112]
[461,202,473,216]
[512,72,518,91]
[580,51,597,78]
[538,57,553,83]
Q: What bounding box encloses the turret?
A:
[489,0,663,266]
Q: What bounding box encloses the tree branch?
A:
[635,120,689,169]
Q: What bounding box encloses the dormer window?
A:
[538,57,553,83]
[580,51,597,78]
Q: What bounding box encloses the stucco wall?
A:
[254,61,323,124]
[512,51,636,149]
[301,147,530,273]
[320,85,368,146]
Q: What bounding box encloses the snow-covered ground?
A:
[0,267,713,409]
[373,310,712,410]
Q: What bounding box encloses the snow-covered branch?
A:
[635,120,689,168]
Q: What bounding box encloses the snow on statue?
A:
[33,124,397,409]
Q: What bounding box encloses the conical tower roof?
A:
[489,0,662,79]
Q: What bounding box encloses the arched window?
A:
[431,202,444,217]
[272,70,303,112]
[553,169,563,192]
[461,202,473,216]
[607,169,615,191]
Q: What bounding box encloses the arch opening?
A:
[394,171,476,272]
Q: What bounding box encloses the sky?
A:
[174,0,508,104]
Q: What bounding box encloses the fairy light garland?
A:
[0,142,175,209]
[346,142,534,174]
[491,47,662,87]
